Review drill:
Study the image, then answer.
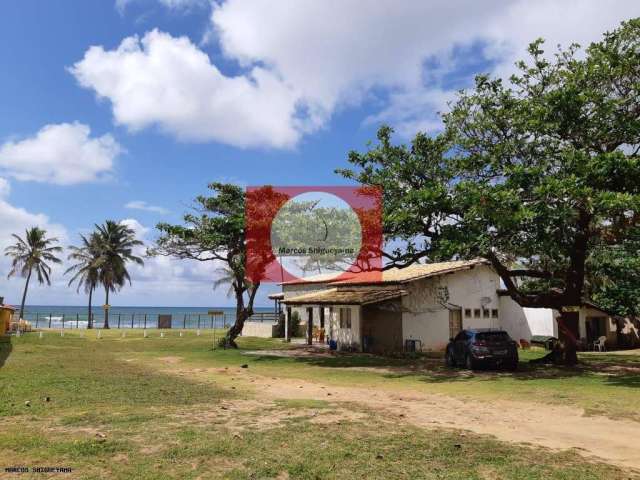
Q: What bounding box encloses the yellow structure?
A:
[0,304,15,335]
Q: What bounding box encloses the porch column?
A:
[284,307,289,342]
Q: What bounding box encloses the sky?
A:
[0,0,638,308]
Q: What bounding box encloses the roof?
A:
[0,305,16,311]
[268,292,285,300]
[283,288,408,306]
[282,259,487,287]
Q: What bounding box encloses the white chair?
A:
[594,336,607,352]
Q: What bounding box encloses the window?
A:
[339,308,352,329]
[491,309,499,318]
[483,309,490,318]
[464,308,472,318]
[473,309,481,318]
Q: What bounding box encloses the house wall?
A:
[241,322,277,338]
[361,301,403,353]
[499,299,621,347]
[331,305,361,350]
[499,296,558,340]
[401,265,501,351]
[581,307,617,344]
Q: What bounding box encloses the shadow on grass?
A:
[246,347,640,387]
[0,336,11,369]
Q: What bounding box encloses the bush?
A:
[275,311,300,338]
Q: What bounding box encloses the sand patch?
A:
[157,356,184,364]
[250,376,640,472]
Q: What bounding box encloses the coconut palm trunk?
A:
[87,287,94,329]
[18,268,32,321]
[103,287,110,329]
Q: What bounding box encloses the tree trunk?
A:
[19,268,32,322]
[557,311,579,366]
[103,288,110,329]
[87,287,93,329]
[226,308,250,348]
[224,282,260,348]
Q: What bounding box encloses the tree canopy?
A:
[5,227,62,321]
[339,19,640,362]
[154,183,262,347]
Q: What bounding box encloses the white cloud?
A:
[0,123,122,185]
[76,2,640,148]
[125,200,170,215]
[70,30,302,149]
[211,0,640,137]
[0,177,69,306]
[0,177,10,198]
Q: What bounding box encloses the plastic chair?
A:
[594,336,607,352]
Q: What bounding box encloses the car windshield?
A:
[476,332,511,343]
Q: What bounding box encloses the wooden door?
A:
[449,309,462,340]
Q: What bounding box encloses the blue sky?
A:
[0,1,637,307]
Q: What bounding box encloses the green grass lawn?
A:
[0,330,637,479]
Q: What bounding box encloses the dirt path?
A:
[150,355,640,472]
[248,374,640,472]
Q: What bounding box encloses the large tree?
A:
[95,221,144,329]
[154,183,282,348]
[4,227,62,322]
[339,19,640,364]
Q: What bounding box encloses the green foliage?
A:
[275,310,301,338]
[589,240,640,317]
[94,220,144,295]
[65,233,103,328]
[91,221,144,328]
[153,183,263,345]
[339,19,640,313]
[4,227,63,320]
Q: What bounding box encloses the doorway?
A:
[586,316,606,344]
[448,309,462,340]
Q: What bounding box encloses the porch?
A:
[282,287,408,353]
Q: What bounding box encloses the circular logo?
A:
[270,192,362,280]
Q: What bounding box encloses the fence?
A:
[20,311,280,330]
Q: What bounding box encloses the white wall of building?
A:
[401,265,501,350]
[333,305,361,349]
[499,296,558,340]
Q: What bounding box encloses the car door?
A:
[453,331,468,364]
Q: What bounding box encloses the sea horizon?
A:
[11,305,275,329]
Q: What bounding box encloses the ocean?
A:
[15,305,274,330]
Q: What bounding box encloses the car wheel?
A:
[465,354,476,370]
[505,360,518,371]
[445,349,456,367]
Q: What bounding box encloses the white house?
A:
[276,259,630,353]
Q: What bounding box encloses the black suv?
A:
[445,329,518,370]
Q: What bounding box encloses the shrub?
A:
[275,311,300,338]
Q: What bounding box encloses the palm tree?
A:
[65,233,101,329]
[4,227,63,322]
[212,265,238,298]
[94,221,144,328]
